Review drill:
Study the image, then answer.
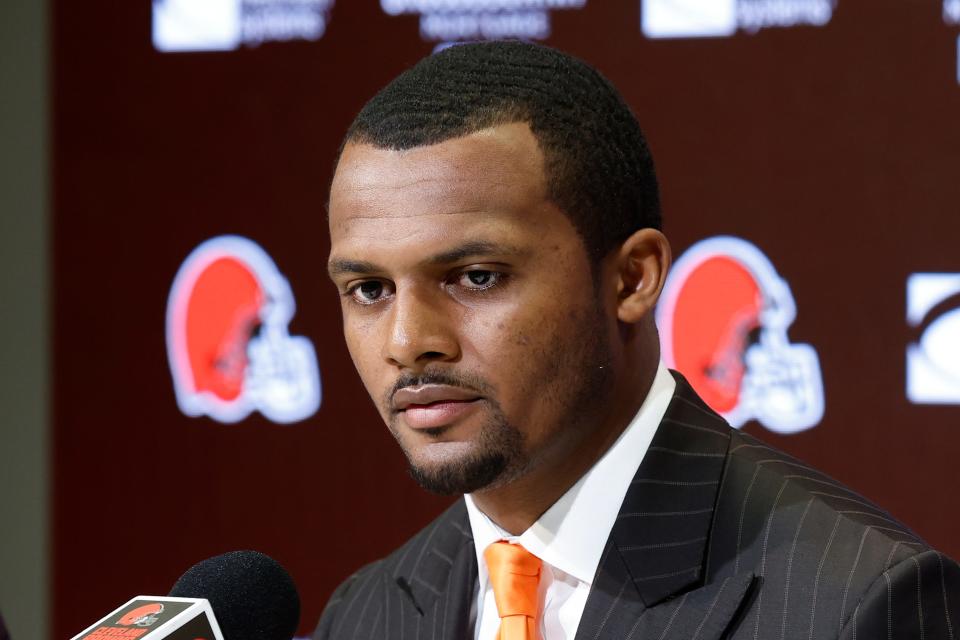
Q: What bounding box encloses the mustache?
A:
[383,369,494,412]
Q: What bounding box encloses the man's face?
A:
[327,123,615,495]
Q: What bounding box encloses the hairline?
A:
[333,111,611,276]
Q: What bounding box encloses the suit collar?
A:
[576,372,756,639]
[606,371,733,606]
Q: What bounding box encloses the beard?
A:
[405,405,522,495]
[383,366,524,495]
[383,296,614,496]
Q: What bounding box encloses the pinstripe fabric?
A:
[314,372,960,639]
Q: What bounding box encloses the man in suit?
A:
[316,41,960,639]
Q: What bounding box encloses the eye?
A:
[458,270,501,290]
[347,280,388,304]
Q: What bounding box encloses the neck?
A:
[470,359,659,536]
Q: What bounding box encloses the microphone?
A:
[170,550,300,640]
[70,550,300,640]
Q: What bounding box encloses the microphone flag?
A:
[70,596,224,640]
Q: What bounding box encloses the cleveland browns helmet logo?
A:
[657,236,824,433]
[117,603,163,626]
[166,235,321,424]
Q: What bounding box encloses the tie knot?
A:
[484,542,542,619]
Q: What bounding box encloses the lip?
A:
[402,399,483,430]
[392,384,482,412]
[392,384,483,431]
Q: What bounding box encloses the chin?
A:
[390,405,525,494]
[406,445,512,496]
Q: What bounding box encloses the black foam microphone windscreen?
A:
[169,550,300,640]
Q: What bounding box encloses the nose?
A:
[383,285,460,369]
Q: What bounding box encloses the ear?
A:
[614,228,671,324]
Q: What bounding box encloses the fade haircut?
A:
[342,40,661,264]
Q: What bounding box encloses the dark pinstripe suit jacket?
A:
[314,373,960,639]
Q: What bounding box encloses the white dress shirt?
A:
[465,362,676,640]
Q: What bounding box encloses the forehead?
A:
[328,123,567,256]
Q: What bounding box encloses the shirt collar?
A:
[465,362,676,586]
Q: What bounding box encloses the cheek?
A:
[461,297,551,358]
[464,295,587,415]
[343,321,387,401]
[520,309,606,454]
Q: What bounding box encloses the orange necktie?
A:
[484,541,543,640]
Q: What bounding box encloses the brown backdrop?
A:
[52,1,960,636]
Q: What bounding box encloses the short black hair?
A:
[343,41,661,264]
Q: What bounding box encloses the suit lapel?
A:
[574,537,650,639]
[621,571,758,640]
[577,372,756,640]
[389,500,477,639]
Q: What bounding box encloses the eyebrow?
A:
[327,240,527,279]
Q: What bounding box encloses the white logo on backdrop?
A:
[946,0,960,84]
[153,0,335,52]
[380,0,587,45]
[907,273,960,404]
[947,0,960,23]
[641,0,834,39]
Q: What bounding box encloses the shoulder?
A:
[839,547,960,638]
[722,428,921,547]
[312,500,469,640]
[715,427,928,573]
[709,429,958,637]
[312,557,385,640]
